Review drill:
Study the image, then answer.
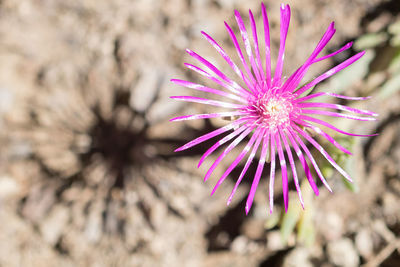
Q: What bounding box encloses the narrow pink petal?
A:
[268,135,276,213]
[294,119,352,155]
[299,102,378,117]
[198,123,249,167]
[200,31,255,92]
[307,22,336,61]
[171,79,247,103]
[300,109,376,121]
[281,22,336,92]
[299,115,378,137]
[314,42,353,63]
[273,4,291,87]
[261,2,272,87]
[204,124,255,182]
[170,96,246,109]
[274,133,289,212]
[224,22,258,92]
[289,128,332,192]
[325,92,371,101]
[170,111,245,122]
[245,132,270,215]
[184,63,250,98]
[285,129,320,196]
[174,118,247,152]
[234,10,263,83]
[227,128,265,205]
[249,9,265,80]
[186,49,251,96]
[294,51,366,96]
[295,92,372,103]
[292,124,352,182]
[280,128,304,208]
[211,127,261,195]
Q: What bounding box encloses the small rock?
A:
[241,218,265,240]
[130,67,160,113]
[327,238,360,267]
[0,176,20,199]
[85,200,103,243]
[266,230,285,251]
[319,212,343,241]
[40,205,69,245]
[230,236,248,254]
[0,86,15,114]
[355,228,373,259]
[282,247,313,267]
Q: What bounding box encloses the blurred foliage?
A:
[354,32,388,50]
[321,136,359,193]
[314,16,400,192]
[264,16,400,246]
[265,182,315,247]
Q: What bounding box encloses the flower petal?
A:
[285,129,320,196]
[234,10,263,84]
[261,2,272,86]
[198,122,249,167]
[275,132,289,212]
[280,128,304,208]
[186,49,251,96]
[314,42,353,63]
[174,118,247,152]
[171,78,247,103]
[295,119,352,155]
[281,22,336,92]
[299,115,378,137]
[292,124,352,182]
[245,132,270,215]
[200,31,255,93]
[294,51,366,96]
[299,102,378,117]
[301,109,376,121]
[170,111,245,122]
[268,134,277,214]
[289,127,332,192]
[273,4,291,87]
[295,92,372,103]
[184,63,250,98]
[170,96,246,109]
[204,124,256,182]
[227,128,265,205]
[225,22,258,92]
[249,9,265,81]
[211,127,262,195]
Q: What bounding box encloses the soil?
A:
[0,0,399,266]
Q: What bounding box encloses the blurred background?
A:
[0,0,399,266]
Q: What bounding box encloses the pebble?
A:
[282,247,313,267]
[355,228,373,259]
[327,238,360,267]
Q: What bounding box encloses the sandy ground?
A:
[0,0,399,266]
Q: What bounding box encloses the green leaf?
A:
[390,34,400,47]
[280,200,302,244]
[297,207,315,247]
[317,50,374,95]
[354,32,388,50]
[378,75,400,99]
[388,20,400,35]
[264,208,281,230]
[388,47,400,74]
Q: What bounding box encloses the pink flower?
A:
[171,3,377,214]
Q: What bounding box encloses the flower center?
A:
[250,91,297,131]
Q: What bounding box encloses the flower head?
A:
[171,3,377,214]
